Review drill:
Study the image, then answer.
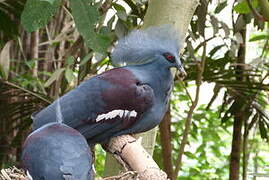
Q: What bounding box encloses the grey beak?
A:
[175,57,187,79]
[177,66,187,79]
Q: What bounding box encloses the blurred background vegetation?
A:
[0,0,269,179]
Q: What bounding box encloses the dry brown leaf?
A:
[0,40,12,79]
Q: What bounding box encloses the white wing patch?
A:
[27,170,33,180]
[96,109,137,122]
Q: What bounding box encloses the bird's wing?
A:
[60,166,82,180]
[60,166,75,180]
[33,68,154,142]
[63,175,75,180]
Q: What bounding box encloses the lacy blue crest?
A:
[111,24,181,66]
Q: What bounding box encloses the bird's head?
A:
[111,24,186,78]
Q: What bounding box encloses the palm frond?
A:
[0,80,50,167]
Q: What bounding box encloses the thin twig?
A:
[181,81,194,104]
[2,81,51,104]
[260,39,269,58]
[173,41,206,179]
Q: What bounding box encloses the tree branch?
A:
[106,135,168,180]
[173,41,206,179]
[246,0,264,21]
[258,0,269,21]
[159,108,173,179]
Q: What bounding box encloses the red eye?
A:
[163,53,175,63]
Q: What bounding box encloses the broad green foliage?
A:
[234,0,258,14]
[182,106,230,179]
[21,0,112,53]
[21,0,60,32]
[69,0,112,53]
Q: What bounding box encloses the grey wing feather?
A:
[63,175,75,180]
[32,77,105,131]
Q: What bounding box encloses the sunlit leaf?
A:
[0,41,12,79]
[65,68,75,84]
[234,0,258,14]
[249,33,269,42]
[44,68,64,87]
[184,151,197,159]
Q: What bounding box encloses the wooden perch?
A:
[105,135,168,180]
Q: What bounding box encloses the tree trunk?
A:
[229,109,244,180]
[229,17,247,180]
[104,0,199,177]
[159,109,173,179]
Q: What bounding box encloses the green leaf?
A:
[40,0,56,4]
[115,20,128,38]
[25,60,36,69]
[70,0,111,53]
[259,119,268,141]
[117,11,127,21]
[249,33,269,41]
[184,151,197,159]
[44,68,64,87]
[214,1,227,13]
[113,2,127,21]
[21,0,60,32]
[65,68,75,84]
[209,45,224,57]
[234,0,258,14]
[66,56,75,65]
[80,52,93,66]
[112,3,126,12]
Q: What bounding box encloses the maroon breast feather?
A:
[96,68,154,129]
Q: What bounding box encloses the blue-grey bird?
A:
[32,25,186,144]
[22,122,93,180]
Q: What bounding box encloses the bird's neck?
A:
[130,60,173,98]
